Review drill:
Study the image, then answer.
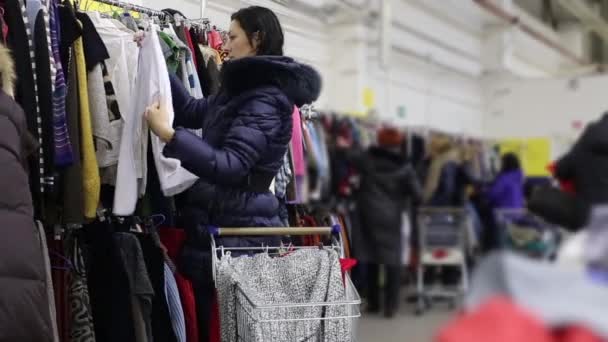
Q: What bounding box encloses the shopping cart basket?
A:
[495,209,562,260]
[210,226,361,342]
[415,207,469,315]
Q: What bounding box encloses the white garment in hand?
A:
[113,30,198,216]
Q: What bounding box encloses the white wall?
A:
[136,0,600,142]
[141,0,332,107]
[483,74,608,156]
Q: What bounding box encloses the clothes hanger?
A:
[50,250,74,271]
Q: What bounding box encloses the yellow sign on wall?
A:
[499,138,551,177]
[362,87,376,109]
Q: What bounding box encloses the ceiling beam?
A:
[556,0,608,42]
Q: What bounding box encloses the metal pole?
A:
[201,0,207,20]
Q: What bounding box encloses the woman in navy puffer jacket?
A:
[145,6,321,339]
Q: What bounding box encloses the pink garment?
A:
[291,106,306,176]
[208,29,223,50]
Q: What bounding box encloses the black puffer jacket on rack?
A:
[0,43,54,342]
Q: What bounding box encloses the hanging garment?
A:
[138,234,178,342]
[48,0,73,166]
[74,29,100,220]
[3,0,45,215]
[158,31,180,73]
[182,26,198,70]
[197,50,220,97]
[38,223,60,342]
[86,12,138,140]
[61,50,85,224]
[77,12,123,171]
[28,0,56,170]
[68,237,96,342]
[161,30,203,99]
[164,264,187,342]
[114,232,154,342]
[217,249,349,342]
[207,29,222,50]
[48,237,71,342]
[274,152,293,198]
[159,228,199,342]
[117,12,138,32]
[291,106,306,177]
[88,65,115,166]
[84,223,136,342]
[113,28,197,216]
[0,60,54,341]
[30,0,60,222]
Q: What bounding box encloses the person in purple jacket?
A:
[487,153,525,209]
[480,153,525,252]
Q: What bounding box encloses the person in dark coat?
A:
[0,43,54,342]
[144,6,321,340]
[343,127,422,318]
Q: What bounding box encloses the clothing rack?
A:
[301,104,320,121]
[91,0,167,17]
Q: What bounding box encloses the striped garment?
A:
[164,263,186,342]
[48,0,73,166]
[100,62,121,122]
[19,0,45,194]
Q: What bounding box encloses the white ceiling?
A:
[401,0,504,36]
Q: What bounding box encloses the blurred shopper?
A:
[544,113,608,229]
[422,135,470,207]
[421,135,474,284]
[481,153,525,251]
[487,153,525,209]
[340,127,422,318]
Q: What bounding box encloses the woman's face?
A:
[225,20,257,60]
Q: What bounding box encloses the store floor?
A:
[357,302,454,342]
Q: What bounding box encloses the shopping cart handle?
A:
[208,225,341,237]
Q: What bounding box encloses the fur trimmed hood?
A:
[0,44,15,97]
[220,56,322,107]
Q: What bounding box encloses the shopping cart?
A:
[494,209,562,260]
[210,226,361,342]
[415,207,469,315]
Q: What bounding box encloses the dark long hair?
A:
[231,6,284,56]
[500,152,521,173]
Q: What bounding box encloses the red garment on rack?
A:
[209,292,221,342]
[300,215,322,246]
[159,227,200,342]
[208,29,222,50]
[339,258,357,284]
[183,26,198,70]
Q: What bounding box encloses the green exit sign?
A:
[397,105,407,118]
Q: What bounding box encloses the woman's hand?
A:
[145,101,175,143]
